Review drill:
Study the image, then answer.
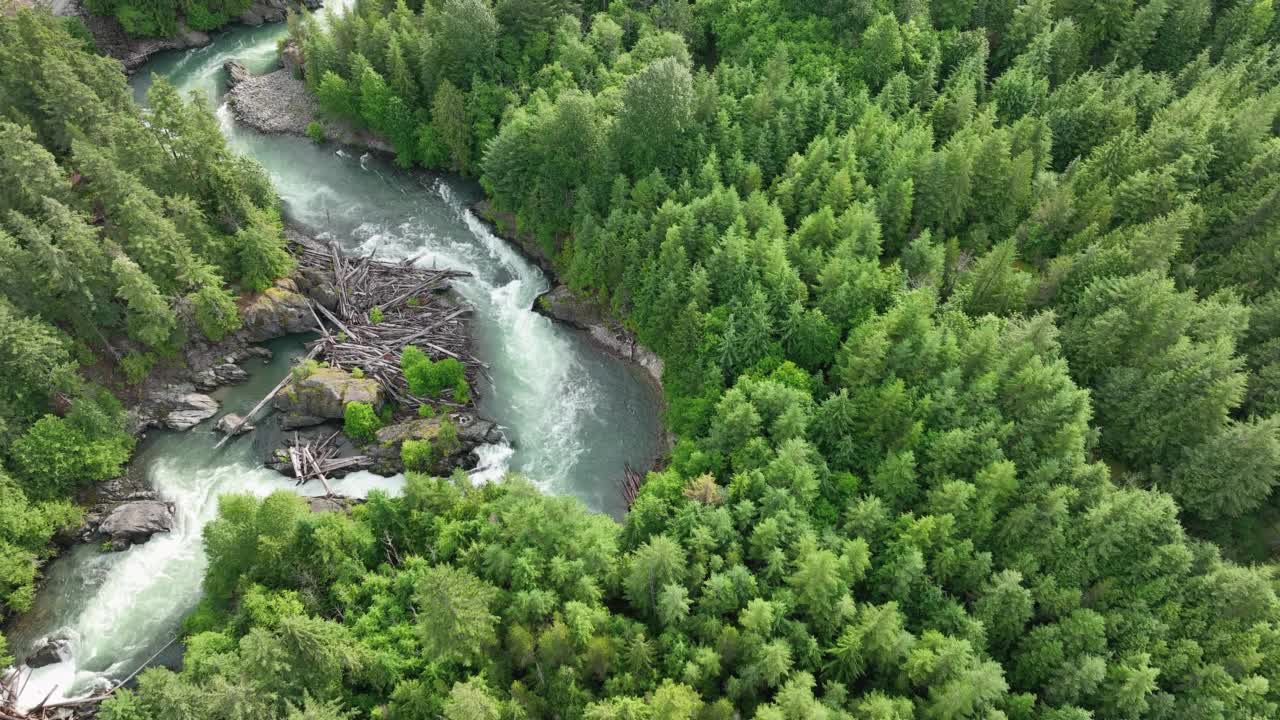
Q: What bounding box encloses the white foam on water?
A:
[11,12,657,706]
[14,445,407,710]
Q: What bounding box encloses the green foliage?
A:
[402,346,470,402]
[342,401,380,444]
[237,211,294,292]
[0,7,287,514]
[402,417,461,472]
[436,416,461,457]
[305,121,327,143]
[121,350,154,385]
[96,0,1280,718]
[368,306,384,324]
[0,470,80,616]
[10,397,133,499]
[292,358,321,382]
[401,438,433,472]
[84,0,249,36]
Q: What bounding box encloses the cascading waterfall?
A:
[7,15,659,709]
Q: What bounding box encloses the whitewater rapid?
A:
[8,15,659,709]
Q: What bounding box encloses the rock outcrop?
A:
[535,285,664,386]
[273,366,383,426]
[192,362,249,391]
[224,59,252,87]
[365,413,504,475]
[226,58,394,153]
[472,199,557,276]
[55,0,321,74]
[216,412,254,436]
[74,475,176,550]
[130,383,219,433]
[26,635,73,669]
[163,391,220,430]
[238,278,314,342]
[96,501,176,550]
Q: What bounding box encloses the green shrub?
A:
[452,377,471,404]
[114,4,163,36]
[184,4,229,31]
[369,307,384,324]
[305,121,326,144]
[402,346,470,401]
[401,438,433,472]
[191,284,241,341]
[98,688,149,720]
[351,367,365,379]
[121,351,154,385]
[343,401,381,443]
[418,403,436,418]
[11,399,133,499]
[292,358,320,382]
[436,417,461,457]
[60,16,97,50]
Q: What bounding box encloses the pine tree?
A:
[111,255,176,348]
[432,80,472,174]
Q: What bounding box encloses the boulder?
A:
[216,413,254,436]
[295,266,339,310]
[130,383,220,433]
[224,60,251,88]
[366,417,448,475]
[537,284,602,329]
[163,392,219,430]
[535,284,665,386]
[456,414,504,446]
[27,636,72,669]
[274,367,383,421]
[193,362,249,391]
[97,501,176,550]
[366,413,504,475]
[238,278,314,342]
[308,496,354,513]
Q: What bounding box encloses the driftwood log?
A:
[286,431,370,490]
[0,637,177,719]
[621,463,645,510]
[297,240,480,411]
[217,240,480,451]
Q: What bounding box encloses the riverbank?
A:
[225,60,671,440]
[46,0,321,72]
[224,57,394,154]
[467,200,663,387]
[469,200,674,460]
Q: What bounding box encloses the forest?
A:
[0,8,292,659]
[1,0,1280,717]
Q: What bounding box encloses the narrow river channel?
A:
[7,13,661,708]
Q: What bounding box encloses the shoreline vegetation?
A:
[44,0,322,73]
[4,0,1280,717]
[226,55,672,411]
[0,7,300,674]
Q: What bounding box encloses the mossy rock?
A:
[273,367,383,420]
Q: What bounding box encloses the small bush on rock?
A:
[343,401,380,443]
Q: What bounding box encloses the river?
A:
[6,15,660,708]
